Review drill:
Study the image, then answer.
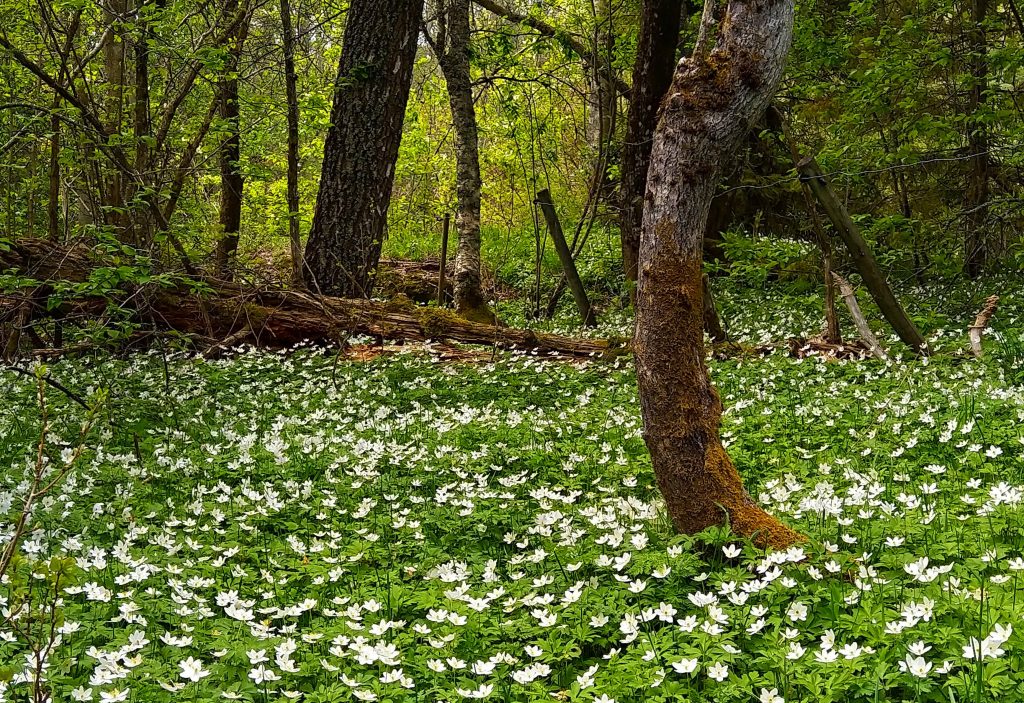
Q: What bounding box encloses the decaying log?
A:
[0,239,622,358]
[969,295,999,358]
[787,336,871,360]
[832,273,887,361]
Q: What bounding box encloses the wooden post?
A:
[832,273,887,361]
[437,213,450,306]
[535,189,596,327]
[797,156,925,352]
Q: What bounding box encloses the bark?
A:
[133,0,153,244]
[797,156,926,352]
[636,0,800,548]
[214,0,250,278]
[434,0,491,321]
[586,0,618,151]
[964,0,990,278]
[280,0,303,286]
[619,0,685,293]
[47,104,61,241]
[302,0,425,297]
[1,239,622,358]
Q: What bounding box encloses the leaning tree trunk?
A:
[436,0,492,322]
[302,0,425,297]
[636,0,801,548]
[619,0,684,296]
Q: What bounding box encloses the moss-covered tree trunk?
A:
[636,0,801,549]
[302,0,425,296]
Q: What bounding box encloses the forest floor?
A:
[2,280,1024,703]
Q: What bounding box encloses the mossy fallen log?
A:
[1,239,623,359]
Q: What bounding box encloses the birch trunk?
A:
[436,0,491,321]
[636,0,800,548]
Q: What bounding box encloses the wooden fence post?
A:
[534,189,596,327]
[798,156,925,352]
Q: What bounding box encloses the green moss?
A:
[384,294,418,313]
[456,303,499,326]
[419,306,463,338]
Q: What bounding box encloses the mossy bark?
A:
[636,0,801,549]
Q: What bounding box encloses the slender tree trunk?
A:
[619,0,685,298]
[280,0,303,286]
[964,0,989,277]
[47,103,61,241]
[766,105,840,343]
[133,0,153,244]
[636,0,800,548]
[214,0,249,278]
[435,0,491,321]
[103,0,128,239]
[586,0,617,151]
[302,0,425,297]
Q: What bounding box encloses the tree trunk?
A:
[619,0,685,295]
[435,0,491,322]
[701,273,727,343]
[214,0,250,278]
[797,156,926,352]
[133,0,153,244]
[47,104,61,241]
[103,0,128,239]
[636,0,800,549]
[964,0,989,278]
[302,0,425,297]
[280,0,303,286]
[765,104,840,343]
[586,0,618,153]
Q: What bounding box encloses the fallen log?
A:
[1,239,623,359]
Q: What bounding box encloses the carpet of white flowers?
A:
[3,290,1024,703]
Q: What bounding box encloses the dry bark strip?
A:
[969,295,999,358]
[1,239,621,358]
[832,273,887,361]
